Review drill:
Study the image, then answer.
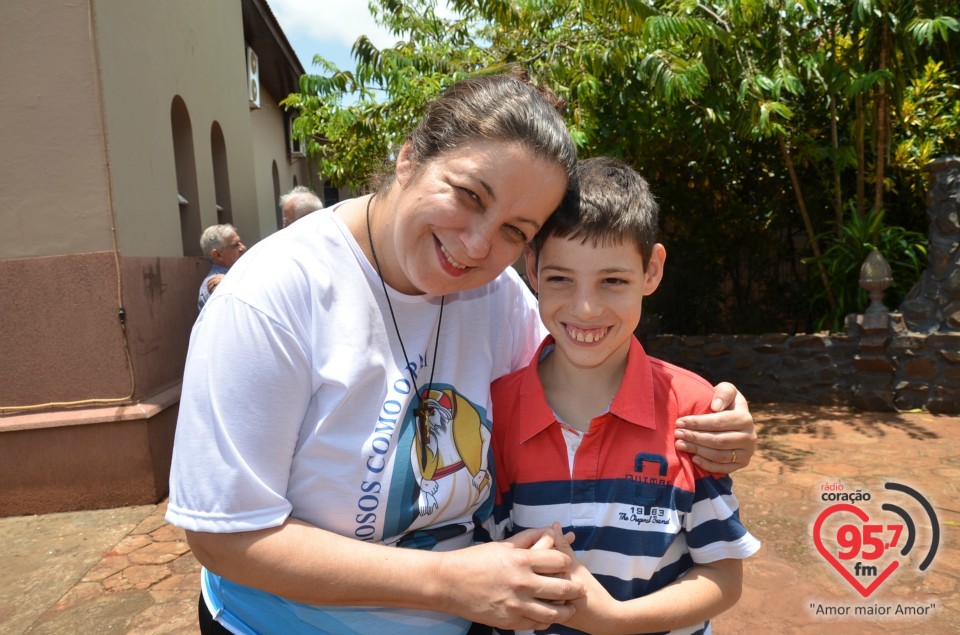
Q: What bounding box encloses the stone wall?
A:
[901,156,960,332]
[646,156,960,414]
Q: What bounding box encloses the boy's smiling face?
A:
[527,235,665,371]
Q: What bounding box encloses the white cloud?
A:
[269,0,459,72]
[268,0,398,50]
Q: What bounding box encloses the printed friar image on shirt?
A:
[382,384,493,548]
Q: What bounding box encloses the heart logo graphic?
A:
[813,503,900,597]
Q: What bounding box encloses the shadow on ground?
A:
[753,402,940,472]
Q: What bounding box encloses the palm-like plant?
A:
[803,207,927,331]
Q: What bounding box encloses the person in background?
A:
[197,224,245,311]
[280,186,323,227]
[168,70,757,635]
[487,157,759,634]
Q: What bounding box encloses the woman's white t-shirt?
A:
[166,205,544,634]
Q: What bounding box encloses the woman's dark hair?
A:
[374,68,578,211]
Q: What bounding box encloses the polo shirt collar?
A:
[515,334,658,444]
[610,335,658,429]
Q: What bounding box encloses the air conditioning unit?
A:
[288,114,305,157]
[246,46,260,109]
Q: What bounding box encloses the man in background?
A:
[198,224,246,310]
[280,186,323,227]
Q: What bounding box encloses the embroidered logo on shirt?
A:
[620,452,670,523]
[628,452,668,486]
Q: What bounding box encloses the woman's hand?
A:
[437,526,583,630]
[675,382,757,474]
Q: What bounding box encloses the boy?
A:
[487,157,760,634]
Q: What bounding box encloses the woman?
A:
[167,71,756,635]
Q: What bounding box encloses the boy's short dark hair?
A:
[531,156,659,265]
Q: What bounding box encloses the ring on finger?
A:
[730,449,737,464]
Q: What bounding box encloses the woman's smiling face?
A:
[383,139,568,296]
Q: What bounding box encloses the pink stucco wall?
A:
[0,252,207,516]
[0,252,205,406]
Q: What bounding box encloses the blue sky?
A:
[267,0,402,74]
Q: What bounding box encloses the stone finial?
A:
[860,249,893,315]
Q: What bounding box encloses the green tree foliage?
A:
[283,0,959,334]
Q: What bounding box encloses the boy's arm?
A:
[561,549,743,635]
[676,382,757,474]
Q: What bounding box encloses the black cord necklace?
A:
[365,194,445,471]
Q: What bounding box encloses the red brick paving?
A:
[3,403,958,633]
[28,502,200,634]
